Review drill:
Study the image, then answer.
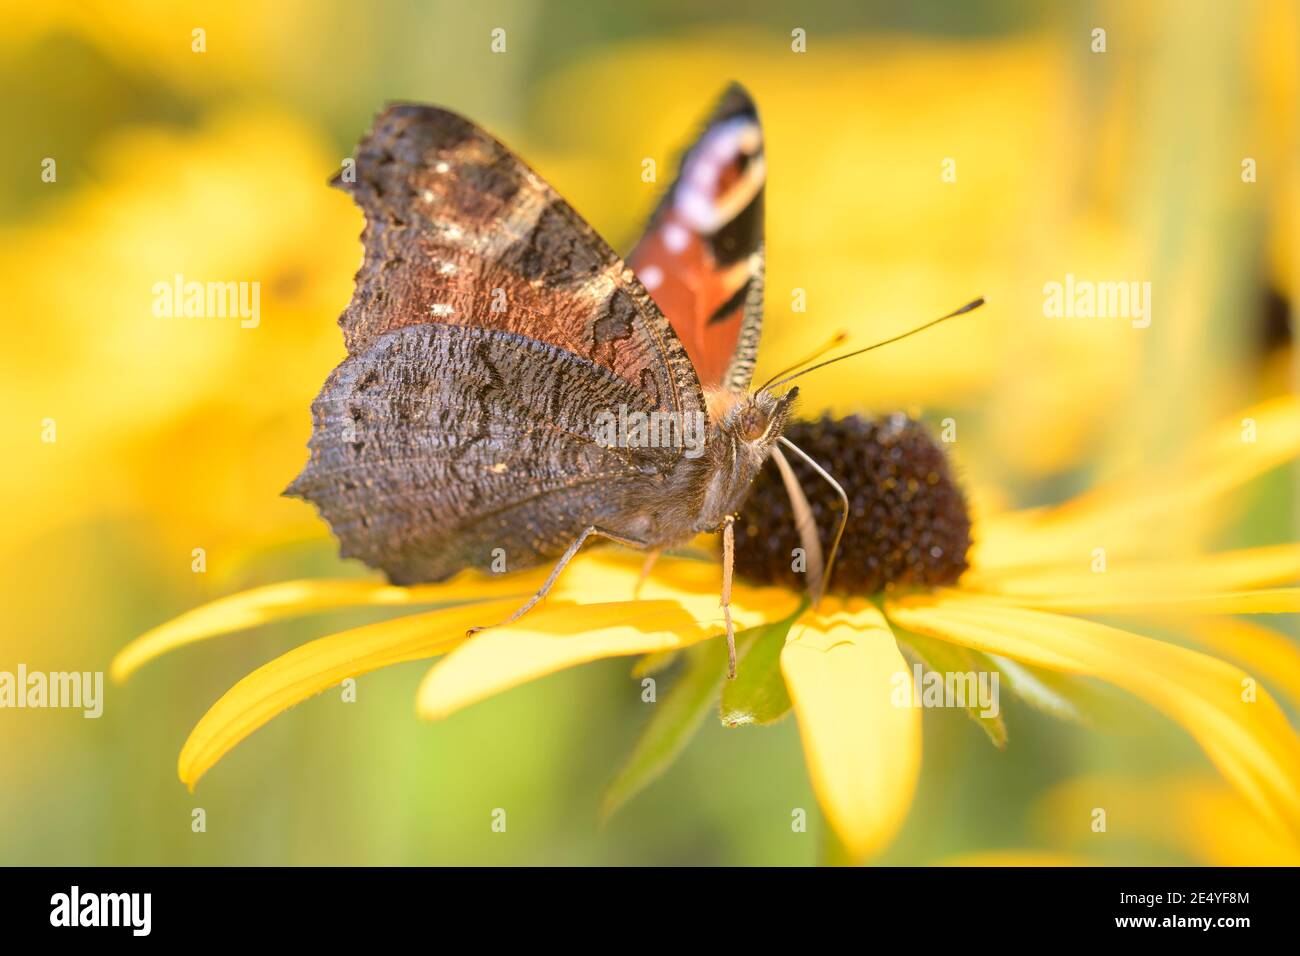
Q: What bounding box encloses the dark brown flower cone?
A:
[735,414,971,595]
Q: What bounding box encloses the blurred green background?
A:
[1,0,1296,865]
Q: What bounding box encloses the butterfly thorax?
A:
[614,387,796,548]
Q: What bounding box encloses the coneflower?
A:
[114,397,1300,862]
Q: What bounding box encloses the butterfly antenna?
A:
[756,330,849,392]
[767,296,985,391]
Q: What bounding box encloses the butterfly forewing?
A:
[628,84,766,391]
[336,104,703,416]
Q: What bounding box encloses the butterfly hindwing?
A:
[627,84,766,392]
[288,323,671,583]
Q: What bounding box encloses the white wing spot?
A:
[638,265,664,291]
[663,224,690,254]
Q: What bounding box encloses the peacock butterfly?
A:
[287,84,980,677]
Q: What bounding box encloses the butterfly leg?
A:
[466,526,647,636]
[722,514,737,680]
[633,549,662,598]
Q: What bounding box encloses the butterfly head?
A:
[714,385,798,455]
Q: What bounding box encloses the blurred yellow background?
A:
[1,0,1296,864]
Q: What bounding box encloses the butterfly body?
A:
[679,386,796,533]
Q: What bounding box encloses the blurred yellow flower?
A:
[527,29,1281,484]
[1,106,358,560]
[2,0,318,90]
[1031,773,1300,866]
[932,768,1300,866]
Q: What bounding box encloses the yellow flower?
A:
[3,0,320,90]
[861,767,1300,866]
[114,395,1300,862]
[0,106,358,559]
[1027,772,1300,867]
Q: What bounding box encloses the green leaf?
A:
[601,637,728,822]
[897,631,1008,749]
[991,652,1151,731]
[990,653,1087,725]
[719,614,799,727]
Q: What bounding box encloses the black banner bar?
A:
[0,866,1284,941]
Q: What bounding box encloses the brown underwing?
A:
[287,85,789,670]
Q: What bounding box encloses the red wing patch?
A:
[628,84,765,391]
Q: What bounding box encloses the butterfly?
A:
[287,84,979,677]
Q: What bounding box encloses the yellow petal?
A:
[113,550,745,681]
[886,594,1300,840]
[963,543,1300,598]
[417,565,797,719]
[1175,617,1300,715]
[578,550,760,603]
[112,570,548,681]
[975,395,1300,569]
[178,598,519,790]
[630,650,680,678]
[1151,778,1300,865]
[950,586,1300,615]
[780,600,921,862]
